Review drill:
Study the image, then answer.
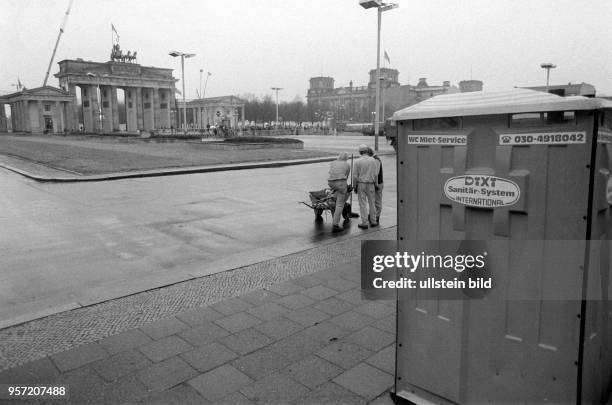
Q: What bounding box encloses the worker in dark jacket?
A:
[353,145,379,229]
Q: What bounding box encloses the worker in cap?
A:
[352,144,379,229]
[327,152,351,232]
[366,147,384,224]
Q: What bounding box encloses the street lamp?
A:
[380,77,386,126]
[540,63,556,93]
[86,72,103,133]
[203,71,211,126]
[360,0,398,151]
[199,68,203,128]
[169,51,196,135]
[271,87,282,127]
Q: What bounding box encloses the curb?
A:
[0,151,396,183]
[0,156,338,183]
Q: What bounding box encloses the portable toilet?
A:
[390,89,612,404]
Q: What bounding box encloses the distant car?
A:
[344,123,373,135]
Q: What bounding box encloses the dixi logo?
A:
[464,176,497,187]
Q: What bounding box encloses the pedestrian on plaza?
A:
[353,144,379,229]
[328,152,351,233]
[367,147,383,224]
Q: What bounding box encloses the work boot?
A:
[376,215,380,223]
[370,222,379,227]
[358,223,369,229]
[332,225,343,233]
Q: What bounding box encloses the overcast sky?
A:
[1,0,610,101]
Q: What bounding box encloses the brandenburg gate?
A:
[55,59,177,133]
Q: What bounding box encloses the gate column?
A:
[54,101,65,132]
[16,102,22,131]
[125,88,136,131]
[142,88,154,131]
[135,87,144,130]
[111,86,119,131]
[10,103,17,131]
[161,89,171,128]
[37,101,45,133]
[24,101,32,132]
[67,84,79,132]
[90,85,101,132]
[153,88,161,129]
[0,102,7,132]
[101,86,113,132]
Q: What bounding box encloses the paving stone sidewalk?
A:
[0,256,397,404]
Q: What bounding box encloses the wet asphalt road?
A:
[0,139,396,328]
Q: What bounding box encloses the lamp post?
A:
[199,68,203,128]
[271,87,282,127]
[86,72,103,133]
[203,72,211,98]
[360,0,398,151]
[203,71,211,126]
[540,63,556,93]
[169,51,196,135]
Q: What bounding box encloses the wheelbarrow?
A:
[300,154,360,220]
[300,188,352,220]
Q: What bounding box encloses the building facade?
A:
[176,95,246,129]
[0,86,75,133]
[1,55,246,134]
[55,59,177,132]
[306,68,483,123]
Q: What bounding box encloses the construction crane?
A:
[43,0,74,87]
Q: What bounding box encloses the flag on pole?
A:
[384,50,391,65]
